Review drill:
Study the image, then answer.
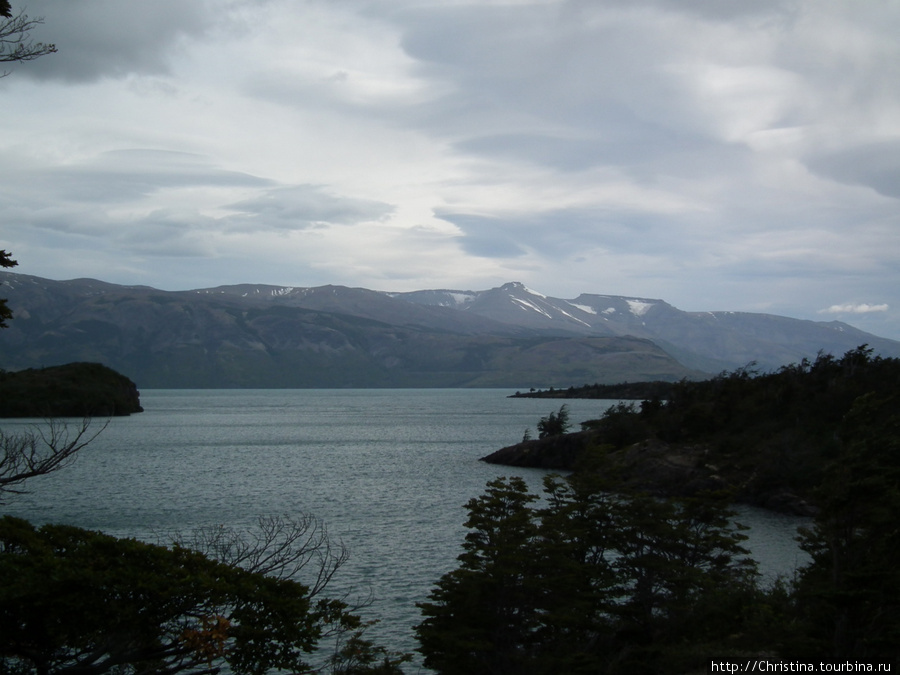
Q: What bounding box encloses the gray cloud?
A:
[2,0,900,340]
[39,150,272,204]
[224,185,395,232]
[16,0,214,81]
[806,142,900,200]
[122,209,220,257]
[606,0,794,22]
[437,207,675,260]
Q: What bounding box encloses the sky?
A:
[1,0,899,340]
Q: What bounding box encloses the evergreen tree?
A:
[0,250,16,329]
[537,405,570,439]
[416,468,764,674]
[795,392,900,663]
[416,477,541,675]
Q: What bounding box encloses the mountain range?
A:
[2,272,898,389]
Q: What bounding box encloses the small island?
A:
[0,362,143,417]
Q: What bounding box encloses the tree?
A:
[794,392,900,663]
[0,515,410,675]
[0,4,57,76]
[416,477,541,675]
[416,470,762,674]
[0,419,105,504]
[0,250,16,329]
[536,405,570,439]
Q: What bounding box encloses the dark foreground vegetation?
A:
[0,362,143,417]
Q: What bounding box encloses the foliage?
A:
[536,405,570,439]
[0,362,144,417]
[0,516,409,675]
[569,346,900,505]
[416,472,765,674]
[469,345,900,669]
[0,250,16,329]
[416,477,541,675]
[793,392,900,663]
[511,380,676,401]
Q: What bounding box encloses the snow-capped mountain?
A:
[393,281,900,372]
[1,272,898,388]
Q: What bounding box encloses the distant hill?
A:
[1,272,898,389]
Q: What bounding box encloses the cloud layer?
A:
[1,0,899,339]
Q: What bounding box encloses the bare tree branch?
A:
[169,514,352,598]
[0,418,107,503]
[0,8,57,76]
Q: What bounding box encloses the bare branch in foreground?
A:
[169,514,352,598]
[0,418,107,503]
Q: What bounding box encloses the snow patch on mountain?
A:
[556,307,592,327]
[568,302,597,315]
[272,287,295,297]
[512,297,552,318]
[627,300,654,317]
[448,292,476,306]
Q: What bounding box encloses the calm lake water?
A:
[1,389,808,671]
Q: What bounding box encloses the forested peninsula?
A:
[0,362,143,417]
[486,345,899,515]
[510,380,677,400]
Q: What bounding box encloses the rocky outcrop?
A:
[481,430,596,469]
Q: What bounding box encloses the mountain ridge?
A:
[1,271,898,388]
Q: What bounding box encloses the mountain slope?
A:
[396,281,900,372]
[0,273,698,388]
[2,272,897,388]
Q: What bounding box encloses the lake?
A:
[0,389,809,670]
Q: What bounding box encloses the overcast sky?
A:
[2,0,899,339]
